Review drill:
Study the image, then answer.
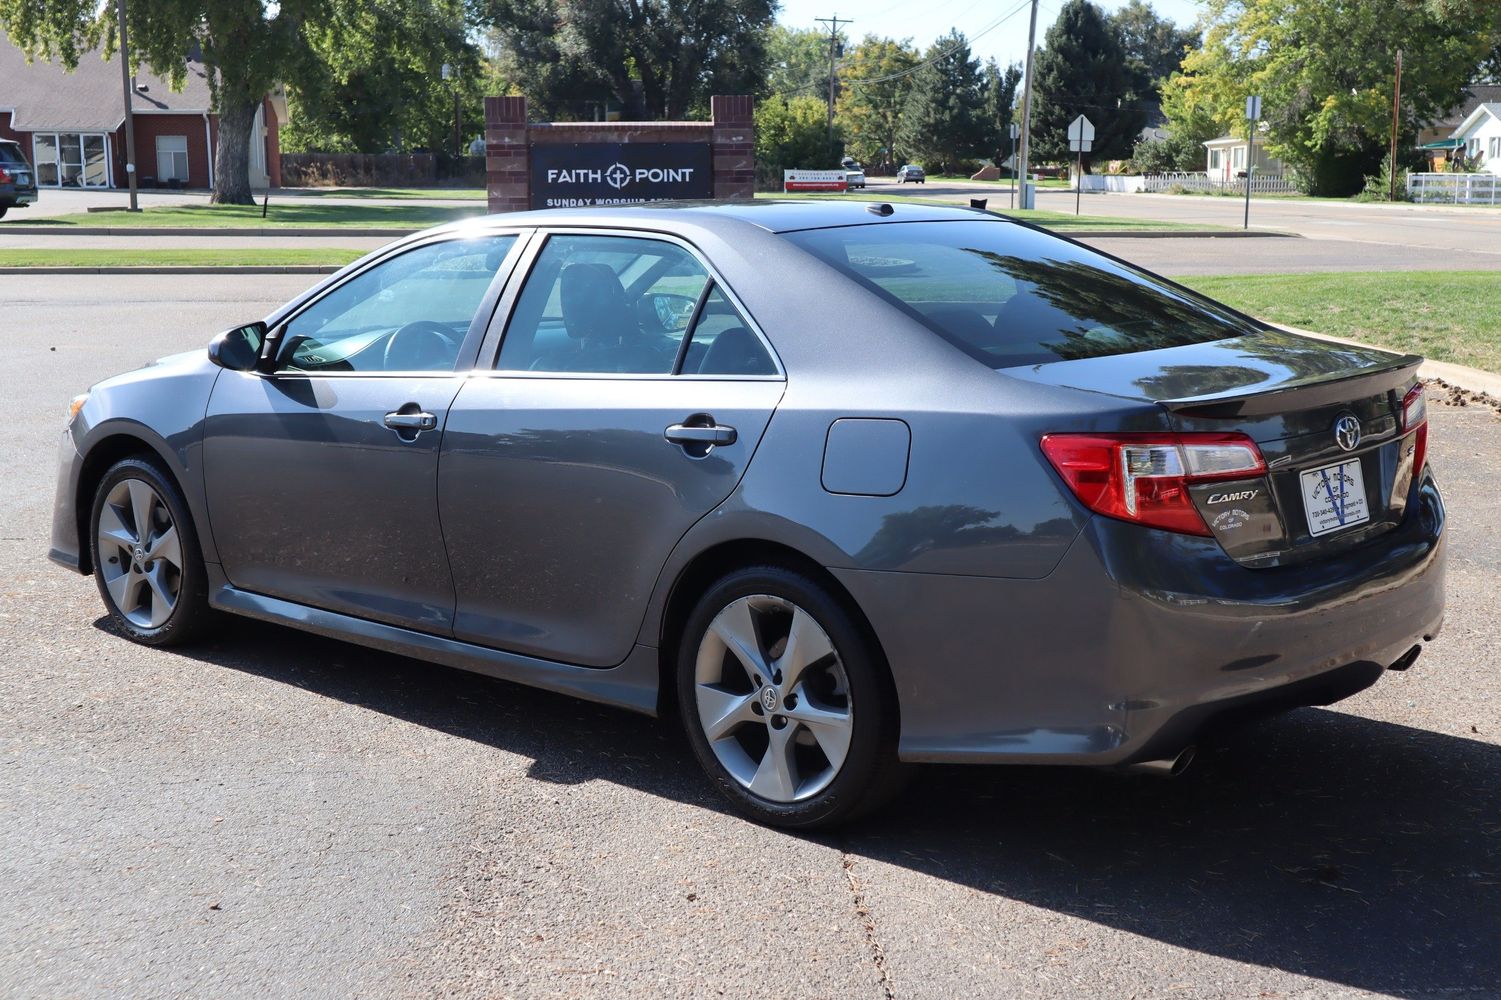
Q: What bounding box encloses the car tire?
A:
[676,565,904,828]
[0,206,8,219]
[89,456,214,646]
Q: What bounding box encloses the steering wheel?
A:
[383,321,458,371]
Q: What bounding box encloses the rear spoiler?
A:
[1159,354,1423,419]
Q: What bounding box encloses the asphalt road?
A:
[3,274,1499,1000]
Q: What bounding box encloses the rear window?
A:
[783,220,1255,368]
[0,143,27,166]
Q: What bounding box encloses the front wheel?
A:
[90,456,213,645]
[677,566,903,828]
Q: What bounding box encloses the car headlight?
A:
[66,393,90,423]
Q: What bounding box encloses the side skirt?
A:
[207,570,660,717]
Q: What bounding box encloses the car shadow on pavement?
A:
[127,614,1501,998]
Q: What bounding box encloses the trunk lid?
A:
[1007,329,1425,566]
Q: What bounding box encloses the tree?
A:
[1165,0,1501,195]
[0,0,316,204]
[1031,0,1148,169]
[483,0,775,120]
[1109,0,1196,97]
[764,25,830,103]
[981,59,1023,167]
[836,35,919,171]
[754,95,835,187]
[896,30,988,173]
[284,0,484,154]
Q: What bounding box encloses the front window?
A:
[155,135,189,182]
[783,220,1255,369]
[278,235,518,373]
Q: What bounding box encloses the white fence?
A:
[1406,172,1501,205]
[1142,171,1297,194]
[1078,174,1146,193]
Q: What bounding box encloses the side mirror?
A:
[637,292,698,334]
[208,321,268,371]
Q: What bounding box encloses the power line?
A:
[814,14,854,156]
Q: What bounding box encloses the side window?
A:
[497,235,709,374]
[681,286,778,376]
[279,235,517,373]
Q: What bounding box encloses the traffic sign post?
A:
[1243,96,1262,230]
[1008,122,1020,209]
[1068,115,1094,216]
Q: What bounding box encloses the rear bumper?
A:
[837,471,1446,765]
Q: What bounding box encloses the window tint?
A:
[497,235,709,374]
[682,286,778,376]
[280,235,516,373]
[0,143,27,166]
[784,221,1255,368]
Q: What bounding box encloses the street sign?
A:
[1068,115,1095,153]
[1008,122,1020,140]
[1246,95,1262,121]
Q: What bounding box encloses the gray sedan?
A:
[48,201,1445,828]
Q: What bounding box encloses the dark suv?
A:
[0,140,39,218]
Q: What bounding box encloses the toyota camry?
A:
[49,201,1445,827]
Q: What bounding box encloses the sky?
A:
[773,0,1205,69]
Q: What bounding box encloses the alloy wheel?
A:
[693,595,853,803]
[96,478,183,629]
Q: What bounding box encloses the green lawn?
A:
[281,186,487,200]
[25,202,484,229]
[1178,271,1501,373]
[758,192,1218,231]
[0,248,364,268]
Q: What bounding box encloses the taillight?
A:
[0,168,12,184]
[1040,432,1267,536]
[1401,383,1428,476]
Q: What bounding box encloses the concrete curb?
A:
[0,265,345,275]
[1064,229,1300,239]
[0,225,419,237]
[1275,323,1501,398]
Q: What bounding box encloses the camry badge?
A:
[1333,414,1361,452]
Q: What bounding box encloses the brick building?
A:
[0,32,282,190]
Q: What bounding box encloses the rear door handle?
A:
[385,410,437,431]
[665,423,736,446]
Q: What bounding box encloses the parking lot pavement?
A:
[3,274,1499,999]
[1077,235,1501,275]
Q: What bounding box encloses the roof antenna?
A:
[865,202,894,216]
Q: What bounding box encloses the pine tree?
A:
[1031,0,1148,169]
[895,30,988,173]
[981,59,1023,166]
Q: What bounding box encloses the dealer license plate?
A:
[1300,458,1370,537]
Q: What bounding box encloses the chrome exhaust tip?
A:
[1123,744,1197,778]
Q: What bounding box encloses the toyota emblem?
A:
[1333,414,1361,452]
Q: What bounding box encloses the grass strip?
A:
[0,248,365,268]
[1178,271,1501,374]
[23,203,484,229]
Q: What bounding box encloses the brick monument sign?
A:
[483,95,755,213]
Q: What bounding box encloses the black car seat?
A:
[697,326,776,375]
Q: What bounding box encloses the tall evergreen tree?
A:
[895,30,987,172]
[1032,0,1148,168]
[981,59,1023,165]
[1109,0,1196,98]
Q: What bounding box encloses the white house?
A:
[1451,103,1501,174]
[1203,135,1284,182]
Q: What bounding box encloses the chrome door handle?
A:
[385,410,437,431]
[665,423,736,446]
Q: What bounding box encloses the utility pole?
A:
[1243,95,1261,230]
[1016,0,1040,209]
[1389,48,1403,201]
[815,15,852,163]
[115,0,140,211]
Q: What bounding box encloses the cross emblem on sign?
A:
[605,163,631,189]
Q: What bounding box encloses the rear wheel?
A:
[90,457,213,646]
[677,566,903,828]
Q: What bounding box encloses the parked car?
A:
[840,157,867,189]
[0,139,39,218]
[896,164,926,184]
[50,202,1445,828]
